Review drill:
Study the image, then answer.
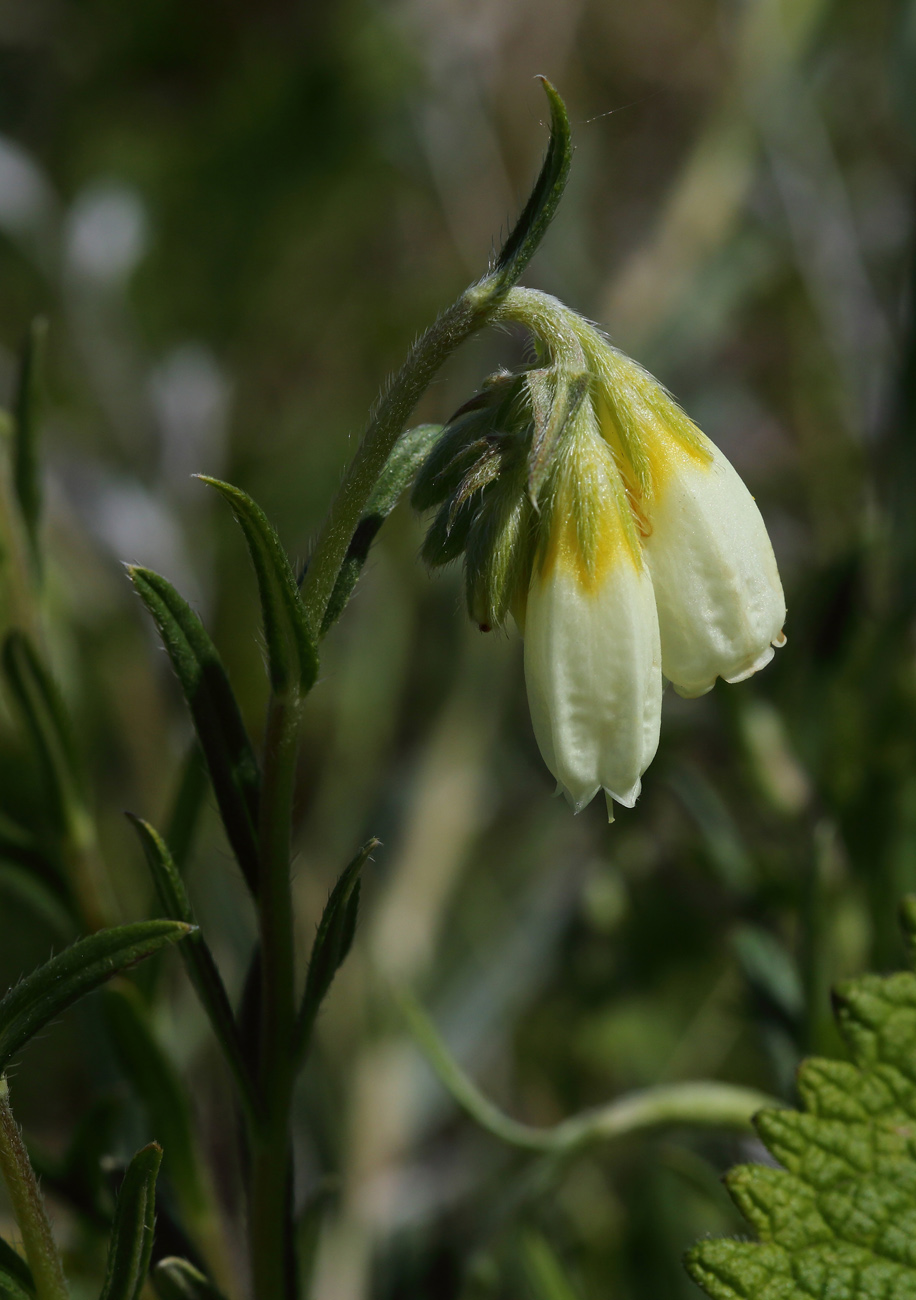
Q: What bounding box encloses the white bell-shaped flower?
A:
[589,348,786,700]
[520,406,662,818]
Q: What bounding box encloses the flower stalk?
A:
[0,1078,69,1300]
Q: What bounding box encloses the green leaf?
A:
[151,1258,225,1300]
[490,78,572,291]
[128,566,261,895]
[0,920,192,1072]
[294,839,377,1063]
[2,631,86,831]
[0,1239,33,1299]
[103,981,211,1227]
[98,1143,162,1300]
[686,894,916,1300]
[320,423,444,637]
[197,477,317,694]
[520,1232,581,1300]
[126,816,258,1120]
[12,318,47,564]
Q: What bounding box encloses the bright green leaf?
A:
[98,1143,162,1300]
[0,920,192,1072]
[686,894,916,1300]
[128,566,261,895]
[197,477,317,694]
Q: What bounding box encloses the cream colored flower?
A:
[519,403,662,819]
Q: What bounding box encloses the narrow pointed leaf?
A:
[0,1240,33,1299]
[151,1258,225,1300]
[526,370,589,504]
[320,423,444,636]
[98,1143,162,1300]
[2,631,86,829]
[127,816,258,1119]
[491,78,572,290]
[294,839,376,1063]
[103,982,210,1227]
[198,477,317,694]
[0,920,192,1071]
[12,318,47,562]
[128,567,260,894]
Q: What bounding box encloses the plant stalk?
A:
[248,691,302,1300]
[0,1078,69,1300]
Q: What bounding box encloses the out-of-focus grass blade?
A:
[164,744,208,873]
[490,78,572,291]
[151,1258,225,1300]
[0,1238,33,1299]
[320,424,443,637]
[294,839,377,1065]
[98,1143,162,1300]
[1,631,85,831]
[12,318,47,565]
[0,866,73,940]
[520,1232,581,1300]
[127,816,258,1119]
[197,477,317,694]
[102,982,211,1231]
[0,920,192,1071]
[128,567,261,895]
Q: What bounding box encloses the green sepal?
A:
[420,495,478,568]
[0,1239,33,1299]
[464,485,534,630]
[321,422,444,637]
[127,567,261,896]
[490,78,572,291]
[197,477,317,695]
[294,839,377,1064]
[12,318,47,564]
[98,1143,162,1300]
[127,815,258,1119]
[151,1258,225,1300]
[102,981,211,1227]
[1,631,86,832]
[526,369,589,505]
[410,425,492,512]
[0,919,192,1072]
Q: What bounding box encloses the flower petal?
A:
[641,437,786,698]
[523,546,662,814]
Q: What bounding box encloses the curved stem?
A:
[0,1078,69,1300]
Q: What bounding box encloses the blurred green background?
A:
[1,0,915,1296]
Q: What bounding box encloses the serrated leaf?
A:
[197,477,317,694]
[0,1240,33,1300]
[126,815,258,1119]
[98,1143,162,1300]
[12,318,47,563]
[151,1257,225,1300]
[0,919,192,1071]
[128,567,261,895]
[490,78,572,291]
[320,423,444,637]
[294,839,376,1064]
[686,894,916,1300]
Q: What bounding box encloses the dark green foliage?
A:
[0,1238,33,1299]
[151,1258,225,1300]
[98,1144,162,1300]
[128,568,261,895]
[11,319,46,566]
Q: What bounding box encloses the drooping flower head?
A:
[412,288,786,818]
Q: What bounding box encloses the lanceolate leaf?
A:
[0,920,192,1072]
[197,477,317,694]
[686,896,916,1300]
[151,1257,226,1300]
[12,317,47,563]
[98,1143,162,1300]
[320,423,444,637]
[294,839,377,1063]
[490,78,572,292]
[127,816,258,1118]
[128,567,261,895]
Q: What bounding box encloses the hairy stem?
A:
[0,1079,69,1300]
